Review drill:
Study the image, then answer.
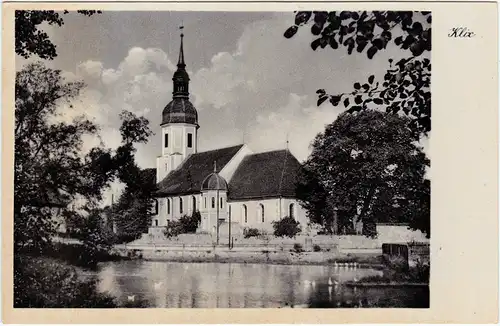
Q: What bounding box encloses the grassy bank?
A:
[345,262,430,286]
[46,242,127,269]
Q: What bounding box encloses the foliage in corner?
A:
[284,11,431,138]
[15,10,102,60]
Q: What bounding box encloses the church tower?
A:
[157,30,199,183]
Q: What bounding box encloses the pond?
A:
[90,261,429,308]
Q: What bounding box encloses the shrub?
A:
[112,233,139,244]
[410,260,430,283]
[244,228,260,238]
[164,212,201,237]
[272,216,301,238]
[293,243,304,253]
[313,244,321,252]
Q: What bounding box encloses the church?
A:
[148,32,308,237]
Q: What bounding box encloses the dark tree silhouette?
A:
[15,62,152,253]
[297,110,430,237]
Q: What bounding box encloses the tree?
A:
[16,10,101,60]
[284,11,431,138]
[296,168,336,233]
[297,110,429,237]
[77,207,115,266]
[111,168,158,242]
[14,62,152,254]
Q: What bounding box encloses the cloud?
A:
[77,60,103,80]
[246,93,341,162]
[115,47,176,77]
[192,52,248,109]
[40,46,179,204]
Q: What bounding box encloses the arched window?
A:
[243,204,248,223]
[289,203,295,219]
[192,196,196,212]
[167,198,171,215]
[260,203,265,223]
[211,197,215,209]
[220,197,223,208]
[179,197,183,214]
[154,219,159,226]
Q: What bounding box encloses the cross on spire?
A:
[213,160,217,173]
[177,25,185,67]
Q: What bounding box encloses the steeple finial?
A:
[213,161,217,173]
[178,25,185,67]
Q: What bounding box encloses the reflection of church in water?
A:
[148,32,307,236]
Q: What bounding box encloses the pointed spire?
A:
[213,161,217,173]
[177,25,185,68]
[172,25,190,98]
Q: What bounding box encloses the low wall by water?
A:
[121,224,429,265]
[112,243,383,266]
[133,224,428,250]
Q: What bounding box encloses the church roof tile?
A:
[155,144,244,196]
[228,149,301,201]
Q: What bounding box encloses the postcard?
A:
[2,1,498,324]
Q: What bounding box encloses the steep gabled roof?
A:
[228,149,302,201]
[156,144,244,196]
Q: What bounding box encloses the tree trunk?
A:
[358,185,377,237]
[332,207,338,235]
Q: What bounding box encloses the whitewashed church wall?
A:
[219,145,253,182]
[156,156,168,185]
[278,198,308,226]
[153,195,308,231]
[227,198,308,233]
[199,190,229,232]
[159,194,203,221]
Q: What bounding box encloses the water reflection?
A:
[94,261,429,308]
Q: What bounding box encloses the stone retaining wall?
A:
[113,245,373,265]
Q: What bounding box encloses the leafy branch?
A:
[284,11,431,138]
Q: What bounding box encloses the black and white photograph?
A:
[13,9,432,309]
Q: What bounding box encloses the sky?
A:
[16,11,430,203]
